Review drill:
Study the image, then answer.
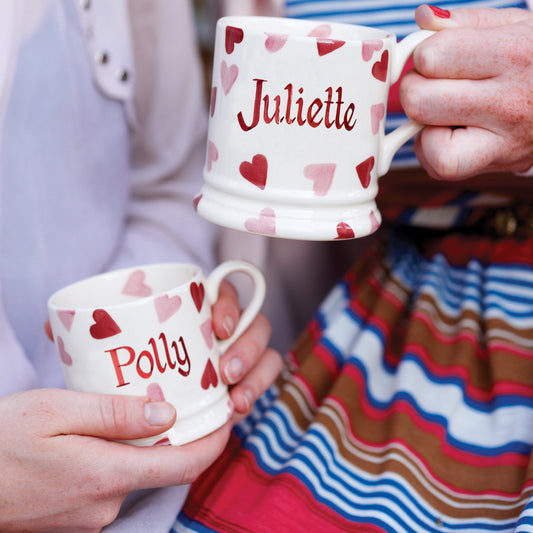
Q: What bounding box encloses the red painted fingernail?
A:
[429,5,451,18]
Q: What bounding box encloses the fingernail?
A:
[242,389,253,412]
[144,401,175,426]
[428,5,451,18]
[225,357,244,383]
[223,315,235,338]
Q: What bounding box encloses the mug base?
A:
[119,390,233,447]
[196,186,381,241]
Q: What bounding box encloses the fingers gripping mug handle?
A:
[205,260,266,353]
[378,30,435,176]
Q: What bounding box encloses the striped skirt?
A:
[174,228,533,532]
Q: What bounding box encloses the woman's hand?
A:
[11,281,281,532]
[400,5,533,180]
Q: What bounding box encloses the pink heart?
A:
[57,310,75,332]
[244,207,276,236]
[335,222,355,240]
[370,211,381,233]
[207,140,219,172]
[239,154,268,189]
[210,86,217,117]
[122,270,152,298]
[221,61,238,95]
[317,39,345,56]
[371,103,385,135]
[154,294,182,323]
[308,24,332,38]
[362,40,383,61]
[56,336,73,366]
[372,50,389,82]
[304,163,336,196]
[200,318,214,349]
[147,382,165,401]
[265,32,289,53]
[201,359,218,390]
[356,156,375,189]
[225,26,244,54]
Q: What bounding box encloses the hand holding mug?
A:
[402,5,533,180]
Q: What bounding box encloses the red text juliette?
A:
[237,79,357,132]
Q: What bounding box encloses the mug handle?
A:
[205,260,266,353]
[378,30,435,176]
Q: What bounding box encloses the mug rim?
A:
[217,15,395,42]
[48,262,203,311]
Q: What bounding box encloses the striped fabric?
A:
[172,1,533,532]
[175,233,533,532]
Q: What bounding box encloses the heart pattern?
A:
[207,140,219,172]
[57,309,75,332]
[356,156,375,189]
[370,210,381,233]
[221,61,238,95]
[308,24,332,38]
[190,282,205,312]
[304,163,336,196]
[147,382,166,401]
[371,103,385,135]
[225,25,244,54]
[193,194,202,212]
[200,318,214,349]
[56,336,73,366]
[265,32,289,53]
[122,270,152,298]
[245,207,276,236]
[154,294,182,323]
[372,50,389,82]
[239,154,268,189]
[90,309,121,339]
[201,359,218,389]
[362,40,383,61]
[335,222,355,240]
[316,39,345,57]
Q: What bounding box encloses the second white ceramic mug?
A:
[196,16,433,241]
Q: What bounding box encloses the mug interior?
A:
[221,15,392,42]
[49,263,199,309]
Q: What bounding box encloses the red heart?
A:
[370,211,381,233]
[316,39,345,56]
[225,26,244,54]
[304,163,336,196]
[56,336,73,366]
[190,282,205,312]
[239,154,268,189]
[89,309,121,339]
[122,269,152,298]
[371,103,385,135]
[356,156,375,188]
[372,50,389,82]
[335,222,355,240]
[201,359,218,389]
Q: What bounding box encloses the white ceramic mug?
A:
[47,260,265,446]
[196,16,433,240]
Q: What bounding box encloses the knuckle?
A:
[98,396,131,434]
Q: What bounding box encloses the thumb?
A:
[415,4,530,30]
[23,389,176,441]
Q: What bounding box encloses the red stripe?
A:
[184,447,386,533]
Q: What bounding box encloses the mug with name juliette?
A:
[195,16,432,241]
